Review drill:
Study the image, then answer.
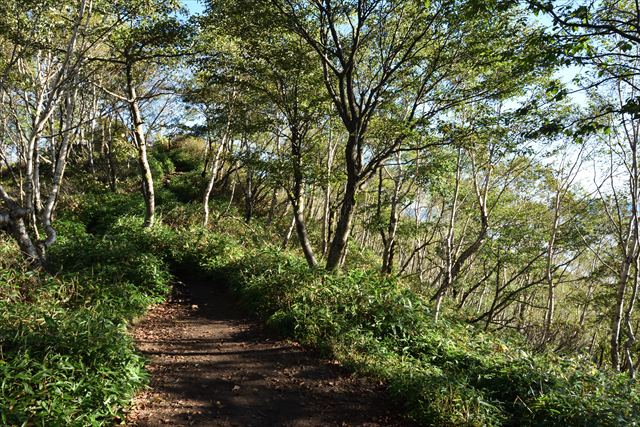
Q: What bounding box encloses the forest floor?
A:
[125,276,415,427]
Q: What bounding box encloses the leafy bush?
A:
[63,192,144,235]
[0,208,175,425]
[0,263,159,425]
[165,170,207,203]
[153,136,205,173]
[148,154,170,183]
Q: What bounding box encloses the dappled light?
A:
[128,277,411,426]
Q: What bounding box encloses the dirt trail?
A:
[126,277,414,427]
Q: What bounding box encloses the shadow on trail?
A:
[127,275,415,427]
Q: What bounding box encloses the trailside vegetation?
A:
[1,0,640,426]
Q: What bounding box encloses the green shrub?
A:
[63,192,144,235]
[153,136,205,173]
[0,203,179,425]
[165,170,207,203]
[0,268,154,426]
[148,155,167,182]
[167,136,206,172]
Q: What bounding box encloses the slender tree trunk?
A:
[322,174,333,256]
[623,256,639,378]
[434,150,462,321]
[39,89,76,257]
[267,188,278,225]
[48,114,57,165]
[580,282,594,327]
[543,190,562,342]
[201,117,213,177]
[126,63,154,227]
[322,117,335,256]
[220,172,237,219]
[306,187,315,222]
[612,250,633,370]
[382,169,403,274]
[88,85,98,174]
[477,284,487,314]
[106,118,117,192]
[244,171,253,223]
[204,89,235,226]
[484,257,502,331]
[203,135,227,226]
[32,141,41,239]
[292,197,317,267]
[283,214,296,248]
[24,102,45,233]
[289,128,317,267]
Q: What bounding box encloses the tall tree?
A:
[92,0,191,227]
[269,0,555,270]
[0,0,97,264]
[200,1,330,266]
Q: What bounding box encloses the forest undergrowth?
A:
[1,145,638,426]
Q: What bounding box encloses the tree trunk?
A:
[434,150,462,321]
[106,119,117,192]
[381,168,402,275]
[0,209,39,265]
[204,89,235,226]
[612,239,634,370]
[87,85,98,175]
[326,176,356,270]
[267,188,278,225]
[203,135,227,226]
[543,190,561,343]
[290,128,318,268]
[326,134,359,271]
[283,214,296,248]
[244,171,253,223]
[293,199,317,268]
[126,63,154,227]
[39,89,76,257]
[322,117,335,256]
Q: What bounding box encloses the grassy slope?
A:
[0,215,170,425]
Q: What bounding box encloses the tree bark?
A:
[39,89,76,257]
[106,118,117,192]
[203,135,227,226]
[326,134,359,271]
[434,149,462,321]
[0,204,39,264]
[543,189,561,343]
[126,62,155,227]
[289,127,318,267]
[322,128,336,256]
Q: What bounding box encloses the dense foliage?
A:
[0,212,170,424]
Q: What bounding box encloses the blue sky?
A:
[183,0,205,15]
